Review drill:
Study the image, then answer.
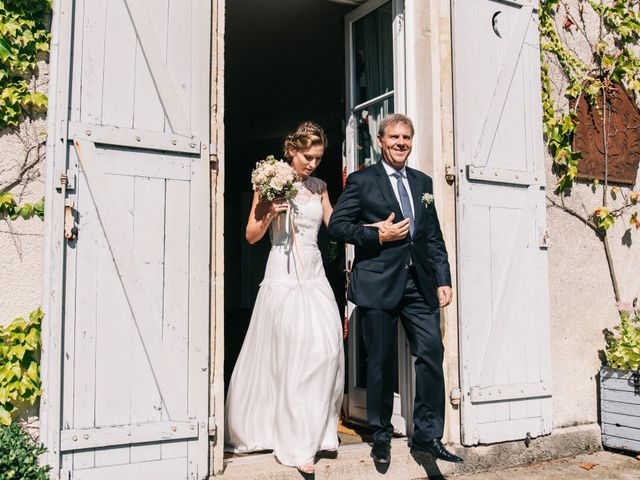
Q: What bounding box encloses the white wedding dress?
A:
[224,177,345,467]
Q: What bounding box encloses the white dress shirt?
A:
[381,159,415,215]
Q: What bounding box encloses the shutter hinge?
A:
[445,165,457,185]
[59,468,72,480]
[208,416,217,440]
[208,143,218,165]
[56,170,75,191]
[449,388,461,406]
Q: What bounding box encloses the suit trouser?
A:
[359,269,445,443]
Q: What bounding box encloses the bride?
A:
[224,121,344,474]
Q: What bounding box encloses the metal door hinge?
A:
[56,170,75,191]
[449,387,461,406]
[208,416,217,439]
[208,143,218,165]
[445,165,456,185]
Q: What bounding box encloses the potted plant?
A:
[601,303,640,451]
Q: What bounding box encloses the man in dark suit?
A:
[328,114,462,464]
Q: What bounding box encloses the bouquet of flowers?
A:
[251,155,299,202]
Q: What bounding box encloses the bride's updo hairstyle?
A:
[283,121,328,161]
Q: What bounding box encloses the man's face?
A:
[376,122,413,170]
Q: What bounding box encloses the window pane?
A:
[353,2,393,106]
[355,97,393,170]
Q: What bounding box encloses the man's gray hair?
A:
[377,113,415,137]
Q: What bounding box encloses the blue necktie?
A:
[391,172,414,237]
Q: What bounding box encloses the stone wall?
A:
[0,61,48,326]
[544,2,640,429]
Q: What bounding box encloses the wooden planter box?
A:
[601,366,640,451]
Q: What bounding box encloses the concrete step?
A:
[214,424,603,480]
[218,438,456,480]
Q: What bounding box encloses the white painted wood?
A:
[72,458,187,480]
[453,0,552,446]
[69,160,99,469]
[97,148,192,181]
[60,421,199,451]
[130,175,164,463]
[124,0,190,136]
[472,6,532,167]
[602,423,640,442]
[470,381,551,403]
[602,377,640,390]
[210,1,226,473]
[79,0,107,124]
[93,173,134,468]
[132,0,167,133]
[67,122,201,154]
[45,0,212,477]
[162,179,191,461]
[187,1,213,477]
[74,139,184,420]
[602,435,640,452]
[603,413,640,431]
[603,388,640,405]
[467,165,537,186]
[41,0,78,474]
[101,0,136,127]
[602,400,640,416]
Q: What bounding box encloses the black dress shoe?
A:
[370,440,391,463]
[411,438,463,463]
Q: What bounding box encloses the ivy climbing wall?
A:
[0,1,50,324]
[541,0,640,429]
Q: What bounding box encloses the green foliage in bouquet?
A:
[0,423,50,480]
[0,308,43,425]
[603,307,640,371]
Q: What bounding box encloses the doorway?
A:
[222,0,413,452]
[223,0,352,390]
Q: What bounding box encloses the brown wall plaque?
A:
[573,82,640,185]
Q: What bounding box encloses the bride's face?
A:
[289,144,324,180]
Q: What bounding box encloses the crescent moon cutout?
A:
[492,11,502,38]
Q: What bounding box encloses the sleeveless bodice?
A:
[262,176,326,284]
[269,176,324,248]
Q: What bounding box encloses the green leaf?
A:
[0,404,12,425]
[0,38,14,62]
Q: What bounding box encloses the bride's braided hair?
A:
[283,121,328,160]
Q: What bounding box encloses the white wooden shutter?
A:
[41,0,212,478]
[452,0,553,446]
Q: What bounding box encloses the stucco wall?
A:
[0,62,48,326]
[544,3,640,429]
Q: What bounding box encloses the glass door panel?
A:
[343,0,411,436]
[355,97,393,170]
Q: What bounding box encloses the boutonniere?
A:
[421,193,434,207]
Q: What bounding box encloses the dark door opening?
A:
[223,0,354,393]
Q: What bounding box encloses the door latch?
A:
[64,200,77,240]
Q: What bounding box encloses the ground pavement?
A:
[450,450,640,480]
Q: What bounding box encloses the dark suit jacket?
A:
[328,160,451,310]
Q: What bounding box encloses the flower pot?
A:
[600,366,640,452]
